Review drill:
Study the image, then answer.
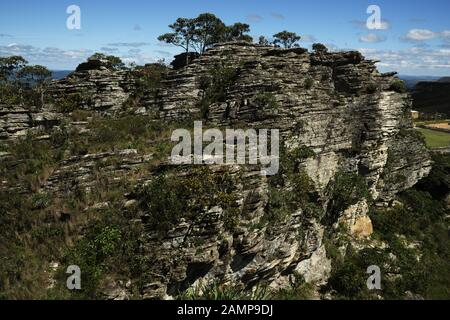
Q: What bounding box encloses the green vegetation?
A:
[324,172,371,225]
[273,31,301,48]
[179,274,314,300]
[265,145,322,225]
[50,206,144,299]
[86,53,125,70]
[326,153,450,300]
[0,56,52,107]
[304,78,314,90]
[366,83,378,94]
[135,167,239,238]
[312,43,328,54]
[198,63,239,119]
[416,128,450,148]
[251,91,280,120]
[124,62,168,109]
[389,79,407,93]
[158,13,252,65]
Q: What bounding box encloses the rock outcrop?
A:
[49,57,135,114]
[0,43,433,299]
[126,42,432,298]
[0,104,60,140]
[144,42,431,202]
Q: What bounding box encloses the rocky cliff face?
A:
[144,42,431,201]
[49,58,135,114]
[127,42,431,298]
[0,43,432,299]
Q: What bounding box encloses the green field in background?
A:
[416,128,450,148]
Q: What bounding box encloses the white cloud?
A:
[359,46,450,73]
[107,42,150,48]
[404,29,438,41]
[0,43,93,69]
[359,33,387,43]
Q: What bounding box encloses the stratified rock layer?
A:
[0,43,432,299]
[131,42,432,298]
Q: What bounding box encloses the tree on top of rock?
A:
[224,23,253,43]
[158,18,196,65]
[89,53,125,70]
[312,43,328,53]
[0,56,28,82]
[273,31,301,48]
[192,13,226,54]
[158,14,253,66]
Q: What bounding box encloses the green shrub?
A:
[366,83,378,94]
[136,167,238,238]
[54,91,93,113]
[180,282,269,300]
[389,80,406,93]
[324,172,371,224]
[198,63,239,119]
[304,78,314,90]
[251,92,280,120]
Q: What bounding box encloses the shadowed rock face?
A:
[0,43,432,299]
[412,80,450,117]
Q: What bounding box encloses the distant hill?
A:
[399,75,441,90]
[51,70,72,80]
[411,77,450,116]
[437,77,450,83]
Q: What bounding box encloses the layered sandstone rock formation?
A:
[0,43,432,299]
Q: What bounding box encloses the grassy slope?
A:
[416,128,450,148]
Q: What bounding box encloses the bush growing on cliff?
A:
[124,61,168,109]
[312,43,328,54]
[198,63,239,119]
[136,167,238,238]
[304,78,314,90]
[324,172,371,224]
[366,83,378,94]
[389,80,407,93]
[251,92,280,120]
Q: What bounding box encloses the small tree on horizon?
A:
[224,23,253,43]
[17,65,52,106]
[258,36,270,46]
[192,13,226,54]
[273,31,301,48]
[158,14,253,66]
[312,43,328,53]
[0,56,28,82]
[89,53,125,70]
[158,18,196,66]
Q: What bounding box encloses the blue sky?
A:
[1,0,450,75]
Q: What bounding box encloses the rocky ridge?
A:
[0,42,433,299]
